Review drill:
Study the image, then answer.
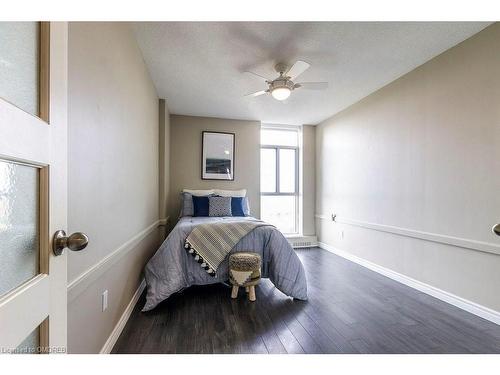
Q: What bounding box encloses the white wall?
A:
[316,24,500,313]
[302,125,316,236]
[67,22,162,353]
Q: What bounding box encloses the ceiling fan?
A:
[244,60,328,101]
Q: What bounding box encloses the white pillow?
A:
[182,189,214,196]
[214,188,247,197]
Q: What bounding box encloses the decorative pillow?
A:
[180,190,216,217]
[214,188,246,197]
[179,192,194,217]
[209,196,232,217]
[183,188,214,196]
[231,197,245,217]
[192,195,210,217]
[242,197,251,216]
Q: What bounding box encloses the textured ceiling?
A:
[132,22,490,125]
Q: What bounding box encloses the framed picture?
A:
[201,131,235,180]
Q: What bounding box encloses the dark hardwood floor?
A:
[112,248,500,354]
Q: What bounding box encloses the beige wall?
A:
[168,115,261,222]
[67,22,162,353]
[159,99,170,223]
[316,24,500,313]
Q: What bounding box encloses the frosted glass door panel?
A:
[0,22,39,115]
[0,159,39,297]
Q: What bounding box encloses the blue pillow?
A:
[231,197,245,217]
[192,195,210,217]
[242,197,250,216]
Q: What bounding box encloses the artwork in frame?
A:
[202,131,235,180]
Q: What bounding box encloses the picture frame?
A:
[201,131,235,180]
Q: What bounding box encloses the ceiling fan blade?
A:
[286,60,310,80]
[244,71,272,82]
[295,82,328,90]
[244,90,268,97]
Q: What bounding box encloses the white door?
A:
[0,22,71,353]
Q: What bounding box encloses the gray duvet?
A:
[142,216,308,311]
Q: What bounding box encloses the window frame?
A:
[260,126,300,234]
[38,22,50,123]
[260,145,299,196]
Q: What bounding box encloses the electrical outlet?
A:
[102,290,108,312]
[340,230,344,240]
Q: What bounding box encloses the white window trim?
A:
[260,125,302,235]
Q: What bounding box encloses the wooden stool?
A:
[229,252,261,302]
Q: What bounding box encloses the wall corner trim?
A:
[100,279,146,354]
[67,220,161,302]
[318,241,500,326]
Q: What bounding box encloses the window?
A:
[260,126,299,234]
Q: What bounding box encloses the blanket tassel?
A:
[184,240,216,277]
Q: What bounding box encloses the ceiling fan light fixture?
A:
[271,87,291,101]
[245,61,327,101]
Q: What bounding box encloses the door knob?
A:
[52,230,89,256]
[493,224,500,237]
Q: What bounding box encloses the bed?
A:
[142,216,308,311]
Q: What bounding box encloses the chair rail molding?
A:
[315,214,500,256]
[159,216,169,226]
[67,220,161,302]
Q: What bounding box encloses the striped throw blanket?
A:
[184,220,272,276]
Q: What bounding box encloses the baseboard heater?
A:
[286,235,318,249]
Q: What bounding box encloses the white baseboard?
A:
[318,242,500,326]
[100,279,146,354]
